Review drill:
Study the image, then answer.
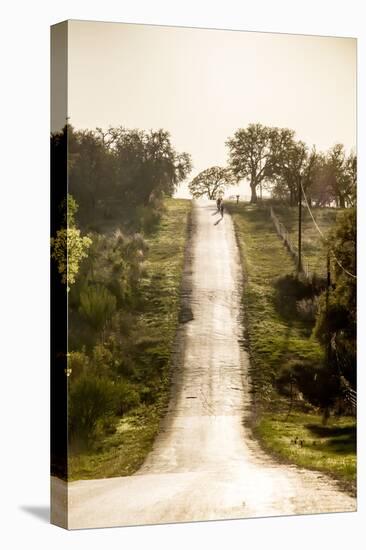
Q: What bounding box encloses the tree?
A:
[271,139,305,205]
[261,129,320,205]
[314,208,356,389]
[68,126,192,224]
[226,124,292,203]
[104,127,192,206]
[51,194,92,290]
[188,166,235,199]
[345,151,357,207]
[308,153,334,207]
[68,127,110,221]
[320,145,355,208]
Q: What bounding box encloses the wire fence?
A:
[269,206,314,279]
[269,203,356,414]
[300,181,356,279]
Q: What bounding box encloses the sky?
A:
[65,20,356,199]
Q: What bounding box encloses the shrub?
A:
[113,380,141,416]
[135,205,161,233]
[91,343,114,378]
[276,359,340,412]
[296,295,320,322]
[69,374,117,444]
[80,231,147,305]
[273,273,325,318]
[51,227,92,290]
[67,350,89,379]
[79,284,117,332]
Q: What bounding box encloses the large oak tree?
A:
[226,123,292,203]
[271,139,320,205]
[188,166,235,200]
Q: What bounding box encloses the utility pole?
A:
[298,179,302,274]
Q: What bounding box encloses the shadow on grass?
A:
[306,423,356,454]
[306,424,355,437]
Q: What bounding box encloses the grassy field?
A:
[254,413,356,494]
[228,203,323,403]
[227,202,356,493]
[68,198,192,480]
[273,204,339,275]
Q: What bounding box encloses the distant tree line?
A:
[189,123,356,208]
[67,124,192,228]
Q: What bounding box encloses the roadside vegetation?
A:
[51,124,192,480]
[254,412,356,492]
[227,202,356,494]
[67,198,191,480]
[51,119,356,492]
[221,122,356,494]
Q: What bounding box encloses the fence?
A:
[269,205,357,413]
[269,206,314,279]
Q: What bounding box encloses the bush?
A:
[113,380,141,416]
[91,343,114,378]
[296,295,320,322]
[69,374,117,444]
[79,284,117,332]
[67,350,89,379]
[276,359,340,412]
[273,273,325,318]
[314,209,356,390]
[135,205,161,233]
[79,231,147,305]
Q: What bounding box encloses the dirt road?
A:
[60,200,355,529]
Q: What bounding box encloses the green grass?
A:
[227,202,356,493]
[254,413,356,494]
[68,406,162,480]
[68,198,192,480]
[227,203,323,403]
[273,204,339,275]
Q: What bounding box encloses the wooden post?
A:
[298,179,302,273]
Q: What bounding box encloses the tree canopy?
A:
[226,124,287,203]
[270,139,320,206]
[226,123,356,208]
[188,166,235,200]
[53,125,192,225]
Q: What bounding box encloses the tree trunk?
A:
[339,195,345,208]
[250,182,258,203]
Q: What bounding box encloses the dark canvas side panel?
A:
[50,20,69,530]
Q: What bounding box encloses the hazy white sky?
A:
[67,20,356,198]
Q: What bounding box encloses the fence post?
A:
[298,180,302,274]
